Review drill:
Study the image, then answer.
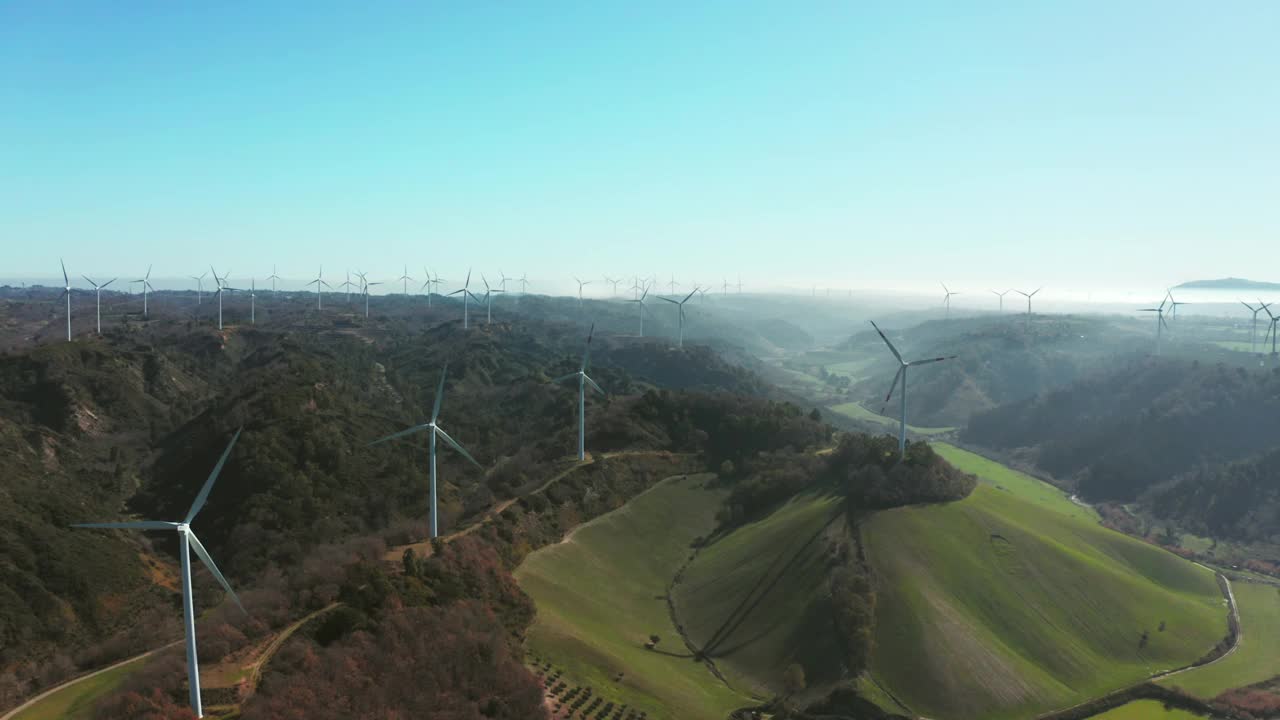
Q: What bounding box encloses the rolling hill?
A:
[863,447,1229,720]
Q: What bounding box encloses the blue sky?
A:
[2,2,1277,295]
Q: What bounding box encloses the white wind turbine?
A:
[248,279,257,324]
[448,269,480,328]
[870,321,956,457]
[519,274,529,294]
[72,429,246,719]
[481,274,503,324]
[1261,301,1279,366]
[132,265,155,318]
[554,324,605,461]
[306,266,330,310]
[210,267,231,330]
[573,276,591,313]
[398,265,414,296]
[362,274,382,318]
[1241,301,1264,355]
[941,282,959,319]
[82,274,117,334]
[604,276,622,297]
[191,271,208,305]
[266,266,281,295]
[668,274,679,295]
[340,270,357,304]
[629,284,650,336]
[1016,287,1042,329]
[420,268,435,308]
[57,259,74,341]
[498,271,511,294]
[659,287,698,347]
[1138,297,1170,355]
[369,365,481,538]
[990,289,1010,312]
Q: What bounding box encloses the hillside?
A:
[1149,447,1280,543]
[1176,278,1280,290]
[863,449,1229,720]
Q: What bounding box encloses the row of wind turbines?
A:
[72,320,609,717]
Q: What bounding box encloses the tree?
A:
[783,663,806,695]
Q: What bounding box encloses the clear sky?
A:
[2,2,1277,295]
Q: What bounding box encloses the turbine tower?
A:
[481,274,503,324]
[420,268,436,308]
[668,274,678,295]
[191,271,208,305]
[448,269,480,328]
[554,324,605,461]
[369,366,480,538]
[340,270,357,304]
[82,275,117,334]
[941,283,959,319]
[1262,301,1279,366]
[1015,287,1042,329]
[306,266,330,310]
[266,266,281,295]
[1165,290,1190,324]
[1242,301,1264,354]
[990,289,1010,312]
[629,284,650,336]
[59,259,72,341]
[360,273,382,318]
[398,265,414,296]
[498,271,511,293]
[72,429,246,719]
[870,321,956,457]
[1138,298,1169,355]
[211,267,231,330]
[659,287,698,347]
[132,265,155,318]
[573,276,591,313]
[249,278,256,324]
[519,274,529,294]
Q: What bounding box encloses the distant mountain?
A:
[1175,277,1280,290]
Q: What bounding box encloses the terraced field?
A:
[864,471,1227,719]
[516,473,752,720]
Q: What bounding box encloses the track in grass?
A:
[864,481,1227,720]
[516,473,752,720]
[1159,582,1280,698]
[9,655,148,720]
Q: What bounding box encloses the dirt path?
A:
[0,641,182,720]
[242,602,341,697]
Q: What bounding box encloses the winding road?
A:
[0,641,182,720]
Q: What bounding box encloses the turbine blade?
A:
[908,355,957,367]
[185,427,243,524]
[61,258,68,285]
[81,275,97,288]
[681,288,697,303]
[882,367,904,410]
[71,521,180,530]
[658,297,678,304]
[552,372,578,384]
[102,278,116,289]
[187,531,244,613]
[368,423,432,446]
[869,321,904,363]
[431,365,448,423]
[584,374,605,395]
[434,426,482,469]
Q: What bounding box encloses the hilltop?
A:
[1175,278,1280,290]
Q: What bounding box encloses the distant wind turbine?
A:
[870,321,956,457]
[1165,290,1190,323]
[573,276,591,312]
[668,275,679,295]
[72,428,246,719]
[266,266,281,295]
[1015,287,1042,329]
[59,259,72,341]
[1262,301,1279,366]
[360,273,382,318]
[554,324,605,461]
[211,267,231,330]
[990,289,1010,312]
[498,271,511,293]
[448,269,480,329]
[1138,298,1170,355]
[190,271,208,305]
[369,365,480,538]
[605,276,622,297]
[248,279,256,324]
[659,287,698,347]
[481,274,502,324]
[82,275,116,334]
[340,270,357,304]
[722,278,729,294]
[306,266,331,310]
[519,274,529,294]
[1241,301,1264,354]
[398,265,414,296]
[420,268,435,307]
[941,282,959,319]
[629,284,650,336]
[132,265,155,318]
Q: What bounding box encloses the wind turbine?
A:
[736,276,743,294]
[72,429,245,719]
[398,265,414,296]
[941,282,958,319]
[573,276,591,312]
[448,269,480,328]
[990,289,1010,312]
[1242,301,1264,354]
[190,271,208,305]
[604,276,622,297]
[630,284,650,336]
[554,324,605,461]
[360,273,382,318]
[722,278,729,294]
[668,274,679,295]
[1165,290,1190,324]
[266,266,281,295]
[481,274,502,324]
[519,274,529,294]
[210,267,231,330]
[498,271,511,293]
[132,265,155,318]
[82,275,117,334]
[659,287,698,348]
[1015,287,1042,329]
[1138,298,1169,355]
[870,321,956,457]
[248,278,256,324]
[59,259,72,341]
[370,366,480,538]
[1262,301,1279,366]
[306,266,330,310]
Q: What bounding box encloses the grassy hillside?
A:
[10,656,146,720]
[830,401,953,436]
[864,481,1227,720]
[673,492,847,696]
[516,474,752,720]
[933,443,1099,524]
[1160,582,1280,698]
[1090,699,1205,719]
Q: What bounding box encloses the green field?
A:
[11,656,147,720]
[829,401,954,435]
[516,474,752,720]
[864,482,1227,720]
[1160,582,1280,697]
[674,492,846,696]
[825,357,877,381]
[933,442,1100,524]
[1089,699,1205,719]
